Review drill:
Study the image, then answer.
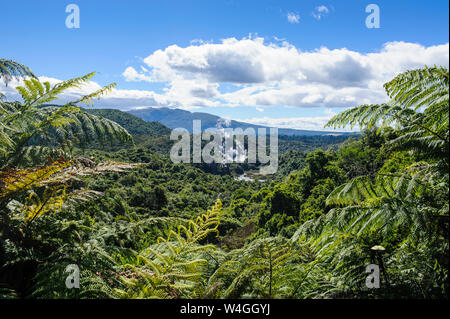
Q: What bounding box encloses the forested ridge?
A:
[0,59,448,299]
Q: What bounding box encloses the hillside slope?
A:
[85,108,171,136]
[128,107,351,136]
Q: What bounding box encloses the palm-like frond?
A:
[206,236,320,298]
[115,200,223,299]
[292,66,450,297]
[0,59,37,86]
[0,72,132,166]
[321,67,449,236]
[384,65,449,112]
[326,67,449,158]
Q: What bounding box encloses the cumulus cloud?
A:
[2,38,448,118]
[123,66,153,82]
[287,12,300,24]
[121,37,448,109]
[220,82,386,109]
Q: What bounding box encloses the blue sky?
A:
[1,0,449,130]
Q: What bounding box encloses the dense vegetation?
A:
[0,60,448,299]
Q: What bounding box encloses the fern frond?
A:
[0,59,37,86]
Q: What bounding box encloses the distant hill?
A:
[128,107,351,136]
[82,107,351,157]
[84,108,171,136]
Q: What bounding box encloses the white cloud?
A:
[287,12,300,24]
[220,82,386,109]
[317,5,329,13]
[243,115,344,131]
[2,38,448,125]
[132,37,448,87]
[242,107,357,132]
[122,66,153,82]
[121,37,447,109]
[312,5,330,20]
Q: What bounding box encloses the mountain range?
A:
[128,107,351,136]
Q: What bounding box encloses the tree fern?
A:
[293,66,450,298]
[206,237,320,298]
[115,200,223,299]
[0,59,37,86]
[323,66,449,238]
[1,66,132,164]
[326,66,449,160]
